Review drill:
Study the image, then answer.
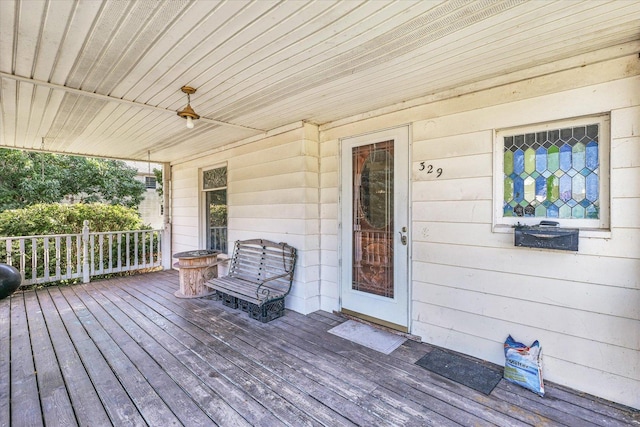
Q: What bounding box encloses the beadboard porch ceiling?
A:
[1,0,639,164]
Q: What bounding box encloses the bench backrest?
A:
[227,239,296,295]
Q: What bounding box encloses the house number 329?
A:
[418,162,443,177]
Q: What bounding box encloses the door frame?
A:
[338,125,412,332]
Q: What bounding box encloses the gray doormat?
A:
[415,348,503,395]
[328,320,406,354]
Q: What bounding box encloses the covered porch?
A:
[2,0,640,411]
[1,271,637,426]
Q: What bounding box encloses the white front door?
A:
[340,127,409,331]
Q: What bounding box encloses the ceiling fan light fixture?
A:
[177,85,200,128]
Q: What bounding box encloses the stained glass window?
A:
[503,124,600,220]
[203,167,227,190]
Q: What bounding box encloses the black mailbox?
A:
[514,221,579,252]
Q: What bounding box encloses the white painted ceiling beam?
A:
[0,72,265,133]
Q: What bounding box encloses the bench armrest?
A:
[200,257,231,281]
[255,272,293,299]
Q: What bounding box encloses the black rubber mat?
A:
[415,348,503,395]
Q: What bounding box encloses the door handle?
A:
[399,227,407,246]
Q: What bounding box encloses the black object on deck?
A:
[416,348,503,395]
[0,263,21,300]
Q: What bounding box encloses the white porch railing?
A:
[0,220,163,286]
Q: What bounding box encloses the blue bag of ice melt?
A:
[503,335,545,396]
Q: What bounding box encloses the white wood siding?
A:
[171,124,321,314]
[319,136,340,312]
[319,55,640,408]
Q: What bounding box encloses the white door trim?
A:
[338,125,411,331]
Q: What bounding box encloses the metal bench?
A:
[204,239,296,323]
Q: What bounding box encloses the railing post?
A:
[82,220,90,283]
[6,238,12,266]
[161,222,172,270]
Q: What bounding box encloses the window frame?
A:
[200,164,228,252]
[144,176,157,189]
[493,114,610,232]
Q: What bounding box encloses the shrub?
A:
[0,203,144,237]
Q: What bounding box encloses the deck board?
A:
[58,286,174,426]
[37,288,112,427]
[1,270,638,427]
[116,276,358,426]
[140,277,405,426]
[0,290,10,427]
[23,291,76,427]
[276,310,514,427]
[96,278,277,426]
[46,287,146,426]
[10,295,43,427]
[66,284,208,427]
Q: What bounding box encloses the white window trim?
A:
[199,164,228,250]
[493,114,610,236]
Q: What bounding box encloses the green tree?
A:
[0,149,146,211]
[0,150,61,209]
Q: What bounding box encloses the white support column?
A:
[161,162,173,270]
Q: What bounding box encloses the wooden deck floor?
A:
[1,271,638,426]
